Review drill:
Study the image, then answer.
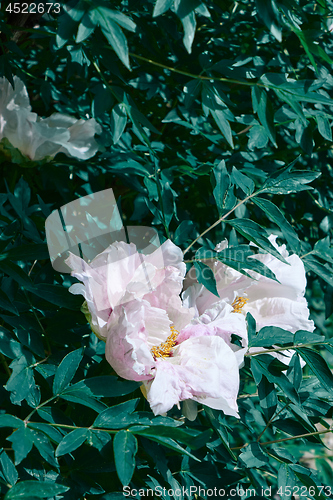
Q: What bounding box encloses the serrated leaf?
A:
[113,430,138,486]
[53,348,84,395]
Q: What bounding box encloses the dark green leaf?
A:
[53,348,84,395]
[252,197,300,253]
[56,428,89,457]
[5,481,69,499]
[93,399,139,429]
[193,261,219,297]
[113,430,138,486]
[297,347,333,395]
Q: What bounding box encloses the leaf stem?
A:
[25,396,57,423]
[231,426,332,450]
[183,191,258,255]
[129,52,257,88]
[256,402,290,442]
[244,340,332,357]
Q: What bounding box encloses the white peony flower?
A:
[0,76,101,161]
[66,239,247,418]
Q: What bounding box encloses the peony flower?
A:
[0,76,101,161]
[183,235,314,334]
[183,235,315,367]
[66,239,247,418]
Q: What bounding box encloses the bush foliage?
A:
[0,0,333,498]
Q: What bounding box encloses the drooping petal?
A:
[145,336,240,416]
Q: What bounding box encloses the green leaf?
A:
[252,87,277,147]
[249,326,294,348]
[92,86,114,118]
[255,0,282,42]
[0,414,23,429]
[0,243,49,262]
[55,428,89,457]
[258,376,277,421]
[93,399,139,429]
[113,430,138,486]
[53,348,84,395]
[5,481,69,499]
[226,219,288,263]
[7,427,34,465]
[252,197,300,253]
[212,160,231,216]
[193,261,219,297]
[303,255,333,287]
[98,11,130,69]
[111,104,127,143]
[76,12,96,43]
[78,376,139,398]
[153,0,173,17]
[251,356,299,404]
[239,442,269,468]
[175,0,200,53]
[261,168,321,195]
[5,355,36,406]
[0,450,18,486]
[211,109,234,148]
[231,167,255,196]
[277,464,297,499]
[59,389,107,412]
[316,115,332,142]
[31,430,58,467]
[296,347,333,395]
[26,284,82,310]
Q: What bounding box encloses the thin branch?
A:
[231,427,333,450]
[244,340,332,357]
[183,192,257,255]
[129,52,258,88]
[256,402,290,442]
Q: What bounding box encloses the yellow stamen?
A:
[151,325,179,358]
[232,296,249,313]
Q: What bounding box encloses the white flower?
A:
[183,235,315,369]
[0,76,101,161]
[183,235,314,334]
[66,239,247,418]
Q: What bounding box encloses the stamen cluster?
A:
[231,296,249,314]
[151,326,179,358]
